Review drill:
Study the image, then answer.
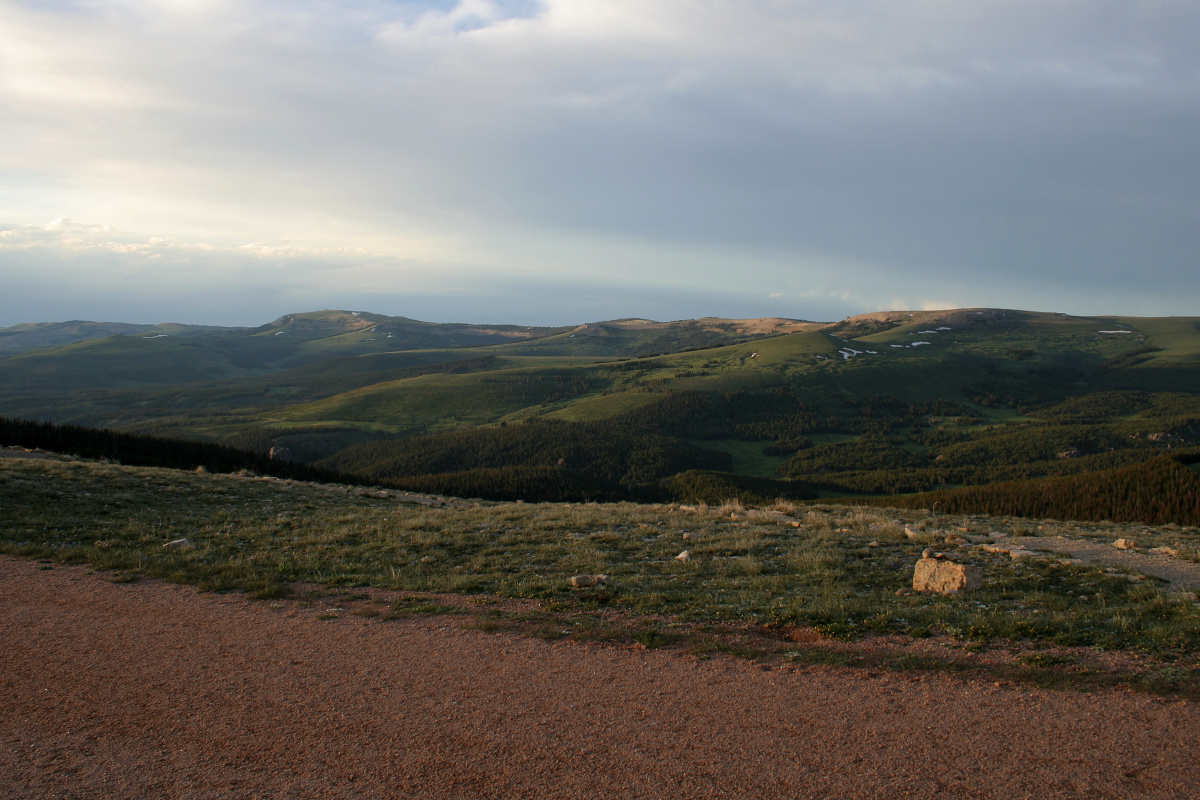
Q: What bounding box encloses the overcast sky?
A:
[2,0,1198,326]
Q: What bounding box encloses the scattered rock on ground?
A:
[1149,546,1180,557]
[675,550,691,562]
[569,574,608,588]
[1113,538,1137,550]
[162,538,190,550]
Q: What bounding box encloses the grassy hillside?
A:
[1,307,1197,506]
[0,319,232,356]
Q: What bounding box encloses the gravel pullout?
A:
[1017,536,1200,590]
[2,555,1198,799]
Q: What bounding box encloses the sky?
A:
[1,0,1198,327]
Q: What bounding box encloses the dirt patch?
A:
[2,556,1199,799]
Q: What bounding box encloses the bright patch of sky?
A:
[1,1,1198,326]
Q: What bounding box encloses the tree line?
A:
[0,416,356,485]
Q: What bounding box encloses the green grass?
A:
[5,458,1199,661]
[688,439,791,478]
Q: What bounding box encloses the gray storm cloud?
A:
[1,0,1197,325]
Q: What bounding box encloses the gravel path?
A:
[1018,537,1200,590]
[3,555,1199,799]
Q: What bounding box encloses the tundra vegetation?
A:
[4,456,1199,695]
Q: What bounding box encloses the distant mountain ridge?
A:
[0,320,234,355]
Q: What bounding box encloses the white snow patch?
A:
[918,330,939,334]
[936,327,952,331]
[816,355,827,360]
[274,330,287,336]
[890,344,905,348]
[1098,330,1132,334]
[141,334,167,339]
[865,350,878,354]
[911,341,932,346]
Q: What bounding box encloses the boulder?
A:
[913,557,981,595]
[1113,538,1137,550]
[904,525,923,540]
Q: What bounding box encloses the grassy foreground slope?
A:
[4,455,1200,692]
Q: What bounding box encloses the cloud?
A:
[1,1,1198,324]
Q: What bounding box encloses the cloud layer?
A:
[2,1,1198,325]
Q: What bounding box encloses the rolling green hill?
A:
[0,319,233,357]
[1,307,1198,509]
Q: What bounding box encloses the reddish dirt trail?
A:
[2,555,1198,800]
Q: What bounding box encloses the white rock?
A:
[675,550,691,562]
[162,538,190,550]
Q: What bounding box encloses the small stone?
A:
[1008,548,1037,559]
[867,541,880,547]
[922,548,935,559]
[569,574,608,588]
[1113,538,1136,550]
[1148,546,1179,557]
[944,534,968,546]
[675,550,691,562]
[162,538,190,550]
[905,525,922,540]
